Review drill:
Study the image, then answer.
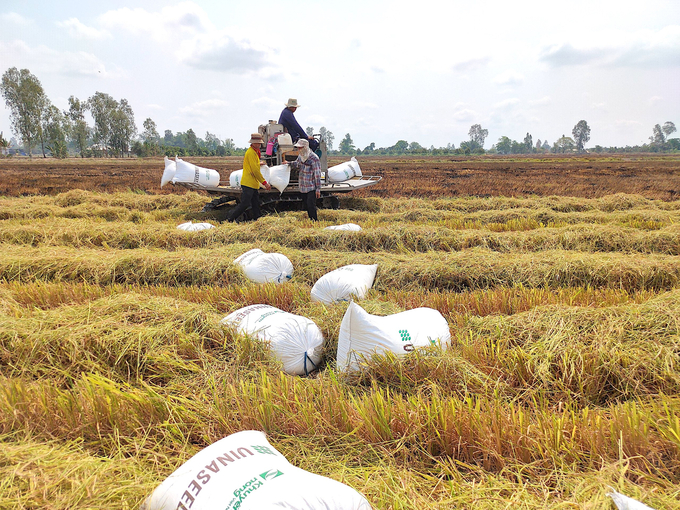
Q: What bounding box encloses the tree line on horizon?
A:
[1,67,678,159]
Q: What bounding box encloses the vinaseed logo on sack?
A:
[173,443,280,510]
[224,468,285,510]
[400,329,415,351]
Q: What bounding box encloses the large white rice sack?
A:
[221,304,323,375]
[229,166,271,189]
[141,430,371,510]
[337,301,451,372]
[268,164,290,193]
[234,248,293,284]
[160,156,176,187]
[328,157,362,182]
[229,170,242,187]
[311,264,377,304]
[325,223,362,232]
[607,490,656,510]
[172,158,220,187]
[177,222,215,232]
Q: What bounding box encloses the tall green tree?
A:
[305,126,314,137]
[362,142,376,154]
[142,118,160,144]
[392,140,408,154]
[64,96,89,157]
[319,127,334,151]
[572,120,591,152]
[87,92,117,155]
[0,67,48,158]
[338,133,355,154]
[139,118,160,156]
[204,131,221,152]
[109,98,136,157]
[43,104,68,158]
[662,121,677,139]
[554,134,575,153]
[185,128,199,153]
[523,132,533,152]
[0,131,9,156]
[650,124,665,145]
[468,124,489,149]
[496,136,512,154]
[87,92,136,157]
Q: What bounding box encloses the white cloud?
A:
[179,98,230,117]
[493,71,525,86]
[452,109,478,122]
[97,2,274,73]
[493,98,520,109]
[177,37,269,72]
[0,39,119,78]
[351,101,379,110]
[1,12,32,25]
[529,96,551,106]
[305,114,327,126]
[252,97,281,110]
[648,96,663,105]
[452,57,491,72]
[540,25,680,68]
[147,104,164,110]
[98,2,212,42]
[57,18,111,40]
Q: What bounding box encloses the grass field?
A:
[1,155,679,509]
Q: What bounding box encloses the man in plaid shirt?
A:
[290,138,321,221]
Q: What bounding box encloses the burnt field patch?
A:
[1,153,679,200]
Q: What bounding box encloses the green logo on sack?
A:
[399,329,411,342]
[260,469,284,481]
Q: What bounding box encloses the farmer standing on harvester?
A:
[279,98,319,152]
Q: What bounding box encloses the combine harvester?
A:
[161,122,382,222]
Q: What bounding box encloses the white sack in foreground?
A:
[221,304,323,375]
[160,156,176,187]
[607,490,657,510]
[172,158,220,187]
[234,248,293,284]
[328,156,362,182]
[141,430,372,510]
[177,222,215,232]
[229,166,271,189]
[310,264,377,304]
[337,301,451,372]
[325,223,362,232]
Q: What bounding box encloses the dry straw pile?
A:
[1,187,679,509]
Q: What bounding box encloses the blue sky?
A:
[1,0,679,149]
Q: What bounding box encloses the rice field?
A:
[1,157,680,509]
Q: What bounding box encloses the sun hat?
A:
[249,133,264,144]
[294,139,309,148]
[285,98,300,108]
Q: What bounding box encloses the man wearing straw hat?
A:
[279,98,319,151]
[226,133,271,222]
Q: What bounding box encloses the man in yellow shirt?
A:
[227,133,271,222]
